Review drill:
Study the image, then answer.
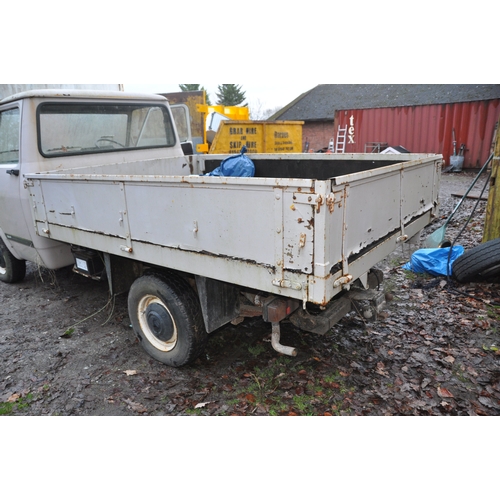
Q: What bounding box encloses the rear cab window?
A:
[0,107,20,164]
[37,102,176,157]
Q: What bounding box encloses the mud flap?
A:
[195,276,240,333]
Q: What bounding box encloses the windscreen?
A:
[38,102,176,157]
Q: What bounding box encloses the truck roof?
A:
[0,88,168,105]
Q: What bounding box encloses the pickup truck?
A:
[0,89,442,367]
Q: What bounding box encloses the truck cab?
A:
[0,89,187,278]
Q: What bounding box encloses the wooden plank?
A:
[483,120,500,242]
[451,191,488,201]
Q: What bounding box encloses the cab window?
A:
[38,102,176,157]
[0,108,20,164]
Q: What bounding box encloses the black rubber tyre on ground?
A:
[0,238,26,284]
[127,271,207,367]
[452,238,500,283]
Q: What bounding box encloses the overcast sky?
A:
[123,83,318,113]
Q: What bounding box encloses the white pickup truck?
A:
[0,89,442,366]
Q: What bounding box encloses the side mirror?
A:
[181,141,194,155]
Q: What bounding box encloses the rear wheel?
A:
[452,238,500,283]
[0,238,26,283]
[128,271,207,367]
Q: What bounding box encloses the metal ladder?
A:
[335,125,347,153]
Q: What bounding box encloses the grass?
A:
[248,343,267,357]
[224,360,354,416]
[487,305,500,322]
[0,393,34,416]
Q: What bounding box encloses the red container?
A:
[334,99,500,168]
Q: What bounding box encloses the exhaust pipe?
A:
[271,322,297,357]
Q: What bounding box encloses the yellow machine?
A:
[164,90,303,154]
[208,120,303,154]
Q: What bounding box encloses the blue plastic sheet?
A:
[205,145,255,177]
[402,246,464,276]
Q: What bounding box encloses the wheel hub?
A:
[145,303,174,342]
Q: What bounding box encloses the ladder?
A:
[335,125,347,153]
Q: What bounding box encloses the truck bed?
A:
[25,153,441,306]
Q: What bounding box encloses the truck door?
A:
[0,104,32,260]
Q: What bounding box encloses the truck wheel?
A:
[128,271,207,367]
[452,238,500,283]
[0,238,26,283]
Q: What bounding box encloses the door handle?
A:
[6,169,19,176]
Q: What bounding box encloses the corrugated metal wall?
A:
[334,99,500,168]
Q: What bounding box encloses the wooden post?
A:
[483,120,500,242]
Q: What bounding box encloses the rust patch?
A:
[299,233,306,248]
[326,195,335,213]
[315,195,323,214]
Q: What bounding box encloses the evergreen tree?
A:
[179,84,200,92]
[215,84,247,106]
[178,84,211,105]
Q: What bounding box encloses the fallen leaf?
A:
[124,399,147,413]
[478,397,500,410]
[440,401,453,410]
[437,387,454,398]
[7,393,21,403]
[421,378,431,389]
[195,401,214,409]
[376,362,388,377]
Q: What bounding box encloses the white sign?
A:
[348,115,355,144]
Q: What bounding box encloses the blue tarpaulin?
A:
[205,145,255,177]
[402,246,464,276]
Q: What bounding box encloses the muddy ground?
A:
[1,170,499,416]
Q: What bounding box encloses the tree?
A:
[179,84,200,92]
[178,84,211,105]
[249,99,282,120]
[215,84,247,106]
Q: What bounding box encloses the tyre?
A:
[452,238,500,283]
[128,271,207,367]
[0,238,26,283]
